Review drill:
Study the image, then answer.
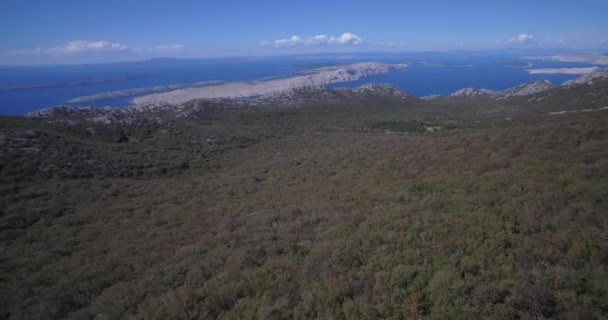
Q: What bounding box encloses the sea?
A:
[0,52,595,115]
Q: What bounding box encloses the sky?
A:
[1,0,608,65]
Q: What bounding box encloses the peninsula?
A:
[131,62,407,105]
[68,80,225,103]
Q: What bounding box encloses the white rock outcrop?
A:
[563,68,608,87]
[132,62,408,106]
[449,88,496,97]
[351,83,415,99]
[494,80,556,100]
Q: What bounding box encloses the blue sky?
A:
[1,0,607,64]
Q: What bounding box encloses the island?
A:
[131,62,407,106]
[68,80,226,103]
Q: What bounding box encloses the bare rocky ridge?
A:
[68,81,226,103]
[350,83,416,99]
[252,83,416,108]
[449,88,496,97]
[253,85,345,107]
[27,84,415,122]
[440,68,608,100]
[25,68,608,125]
[495,68,607,99]
[494,80,556,100]
[445,80,557,100]
[563,68,608,87]
[131,62,408,106]
[58,63,608,109]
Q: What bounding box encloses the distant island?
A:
[64,62,406,106]
[495,61,533,68]
[68,81,226,103]
[526,67,600,75]
[131,62,406,105]
[523,53,608,65]
[0,77,145,92]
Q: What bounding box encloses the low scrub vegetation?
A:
[1,99,607,319]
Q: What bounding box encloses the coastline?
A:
[68,80,226,103]
[131,62,407,105]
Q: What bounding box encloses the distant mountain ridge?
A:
[131,62,409,106]
[449,88,496,97]
[563,68,608,86]
[25,67,608,125]
[495,80,556,100]
[26,83,416,123]
[434,68,608,100]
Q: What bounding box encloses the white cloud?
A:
[269,32,364,47]
[274,35,304,47]
[306,35,329,46]
[330,32,364,45]
[507,34,536,45]
[2,40,193,64]
[48,40,129,55]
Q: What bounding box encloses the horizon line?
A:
[1,48,603,68]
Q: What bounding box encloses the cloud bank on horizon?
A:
[264,32,365,47]
[49,40,185,55]
[48,41,129,55]
[1,34,606,65]
[508,34,536,45]
[2,0,607,65]
[1,40,186,62]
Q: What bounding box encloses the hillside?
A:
[1,76,608,319]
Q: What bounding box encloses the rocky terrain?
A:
[67,81,226,103]
[494,80,556,100]
[50,64,608,115]
[563,68,608,86]
[350,83,417,99]
[25,70,608,127]
[437,80,556,100]
[428,69,608,102]
[449,88,496,97]
[526,67,601,75]
[26,83,417,123]
[524,53,608,65]
[130,62,407,106]
[253,83,416,108]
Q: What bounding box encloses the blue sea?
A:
[0,53,594,115]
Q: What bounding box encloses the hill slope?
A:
[1,76,608,319]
